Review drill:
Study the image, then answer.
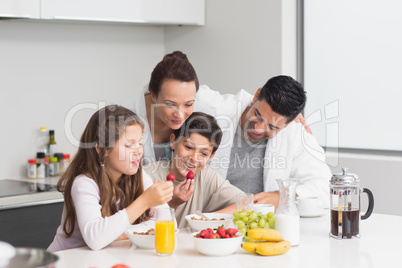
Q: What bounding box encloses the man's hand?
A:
[294,113,312,134]
[168,179,195,209]
[253,191,280,210]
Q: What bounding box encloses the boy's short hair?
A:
[173,112,222,155]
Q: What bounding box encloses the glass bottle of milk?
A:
[275,178,300,246]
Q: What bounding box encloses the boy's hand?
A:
[168,179,195,209]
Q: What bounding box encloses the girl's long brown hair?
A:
[58,105,150,237]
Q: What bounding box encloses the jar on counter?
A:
[61,154,70,175]
[27,159,37,179]
[54,153,64,175]
[44,157,50,177]
[36,152,46,179]
[49,157,59,176]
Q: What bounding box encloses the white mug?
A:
[297,196,319,215]
[254,204,275,215]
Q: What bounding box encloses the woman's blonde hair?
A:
[57,105,150,237]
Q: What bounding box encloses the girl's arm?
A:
[72,175,173,250]
[72,176,131,250]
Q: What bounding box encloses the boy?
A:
[144,112,243,228]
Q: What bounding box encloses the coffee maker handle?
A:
[361,188,374,220]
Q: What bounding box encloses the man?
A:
[194,75,330,208]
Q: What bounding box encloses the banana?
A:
[246,228,283,242]
[255,240,291,256]
[242,241,277,254]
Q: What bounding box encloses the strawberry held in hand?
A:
[166,173,175,182]
[186,171,194,180]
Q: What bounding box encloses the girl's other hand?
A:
[115,233,128,241]
[142,181,174,208]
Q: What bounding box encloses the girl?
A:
[48,105,173,252]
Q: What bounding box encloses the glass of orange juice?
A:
[155,207,175,256]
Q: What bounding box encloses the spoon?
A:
[194,210,212,220]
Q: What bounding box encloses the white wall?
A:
[0,19,165,178]
[326,151,402,216]
[1,1,399,217]
[1,0,291,179]
[164,0,291,94]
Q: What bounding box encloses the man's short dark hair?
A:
[257,75,306,123]
[173,112,222,155]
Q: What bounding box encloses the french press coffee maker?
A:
[330,168,374,239]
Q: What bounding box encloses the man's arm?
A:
[289,125,331,208]
[253,191,280,210]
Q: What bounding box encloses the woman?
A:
[127,51,199,164]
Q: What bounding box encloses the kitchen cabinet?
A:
[0,0,40,19]
[41,0,205,25]
[0,202,63,249]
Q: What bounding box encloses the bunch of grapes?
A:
[232,210,275,235]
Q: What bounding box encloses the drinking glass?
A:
[236,192,254,211]
[155,208,175,256]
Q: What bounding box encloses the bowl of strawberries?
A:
[192,227,243,256]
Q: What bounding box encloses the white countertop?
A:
[54,212,400,268]
[0,177,63,210]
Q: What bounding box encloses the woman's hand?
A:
[141,181,174,208]
[294,113,312,134]
[168,179,195,209]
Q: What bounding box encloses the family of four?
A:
[48,51,330,252]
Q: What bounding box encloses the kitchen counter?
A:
[0,177,63,210]
[54,212,400,268]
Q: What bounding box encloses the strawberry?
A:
[205,233,214,239]
[199,229,208,238]
[186,171,194,180]
[212,233,220,239]
[227,228,238,236]
[166,173,175,182]
[217,227,226,238]
[207,228,214,234]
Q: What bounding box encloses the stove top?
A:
[0,179,57,198]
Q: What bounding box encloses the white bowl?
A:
[0,241,16,267]
[185,213,234,231]
[125,227,179,249]
[192,232,243,256]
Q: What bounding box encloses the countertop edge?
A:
[0,190,64,210]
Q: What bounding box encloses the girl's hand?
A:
[142,181,174,208]
[115,233,128,241]
[168,179,195,209]
[294,113,312,134]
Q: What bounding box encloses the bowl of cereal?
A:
[185,213,234,231]
[125,226,179,249]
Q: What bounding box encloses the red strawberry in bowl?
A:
[166,173,175,182]
[186,171,195,180]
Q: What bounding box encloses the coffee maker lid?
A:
[330,167,360,185]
